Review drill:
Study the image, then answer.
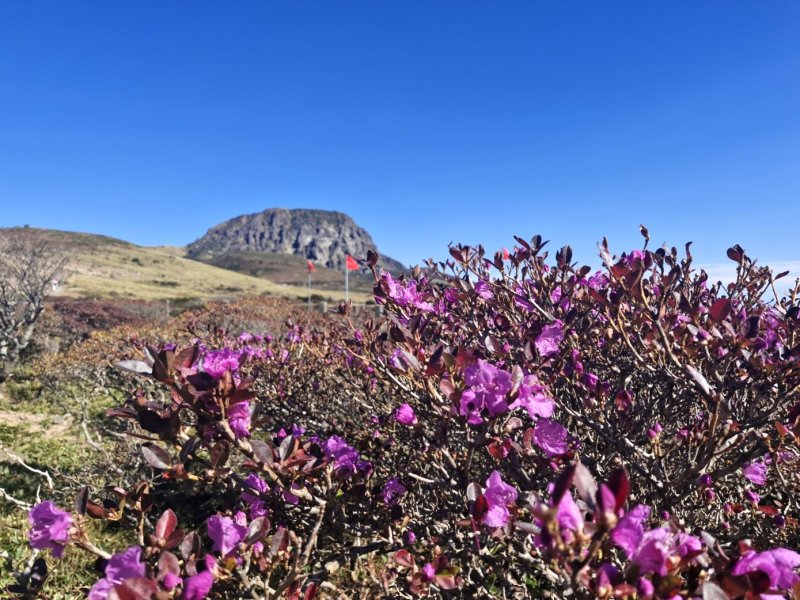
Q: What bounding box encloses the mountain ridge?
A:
[186,208,406,275]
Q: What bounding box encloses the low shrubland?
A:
[3,235,800,599]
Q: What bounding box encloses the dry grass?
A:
[9,228,371,303]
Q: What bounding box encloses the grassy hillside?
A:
[199,250,376,294]
[5,228,371,303]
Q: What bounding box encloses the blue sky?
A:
[1,1,799,275]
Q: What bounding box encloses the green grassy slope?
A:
[4,228,371,303]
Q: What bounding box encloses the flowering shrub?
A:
[10,235,800,599]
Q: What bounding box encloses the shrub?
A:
[9,235,800,599]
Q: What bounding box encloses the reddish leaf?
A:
[157,551,180,579]
[573,462,598,509]
[471,494,489,522]
[303,582,319,600]
[393,549,416,568]
[109,577,159,600]
[209,440,230,469]
[250,439,275,464]
[245,516,271,545]
[606,467,630,512]
[435,567,460,590]
[709,298,732,322]
[155,509,177,540]
[179,532,201,560]
[141,443,171,470]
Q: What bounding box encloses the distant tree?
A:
[0,229,67,380]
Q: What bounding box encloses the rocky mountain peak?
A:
[186,208,406,273]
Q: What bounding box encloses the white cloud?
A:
[697,260,800,298]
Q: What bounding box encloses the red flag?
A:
[502,247,510,260]
[346,255,359,271]
[306,260,316,273]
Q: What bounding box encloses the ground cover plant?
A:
[4,233,800,599]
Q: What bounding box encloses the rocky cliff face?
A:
[186,208,406,274]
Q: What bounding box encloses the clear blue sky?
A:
[1,1,799,271]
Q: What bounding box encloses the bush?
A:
[8,235,800,599]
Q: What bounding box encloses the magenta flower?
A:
[395,403,418,426]
[732,548,800,590]
[183,570,214,600]
[612,516,702,577]
[459,360,513,424]
[459,389,483,425]
[535,486,585,549]
[587,271,609,291]
[555,490,584,532]
[28,501,72,558]
[611,505,650,558]
[382,478,407,505]
[207,515,247,557]
[88,546,146,600]
[202,348,242,378]
[228,401,252,439]
[241,473,269,519]
[163,572,182,590]
[483,471,518,528]
[322,435,371,477]
[474,280,494,300]
[742,460,768,486]
[535,320,564,358]
[646,422,663,440]
[509,374,555,420]
[532,419,569,457]
[744,489,760,505]
[381,273,433,312]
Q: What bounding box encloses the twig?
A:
[0,486,31,509]
[0,443,54,490]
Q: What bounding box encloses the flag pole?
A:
[345,263,349,302]
[307,270,311,310]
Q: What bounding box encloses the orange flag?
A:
[346,255,359,271]
[307,260,316,273]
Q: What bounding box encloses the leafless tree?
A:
[0,228,68,380]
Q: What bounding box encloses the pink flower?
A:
[612,518,702,576]
[611,505,650,558]
[742,460,768,486]
[241,473,269,519]
[28,501,72,558]
[532,419,569,457]
[732,548,800,590]
[207,515,247,557]
[509,374,555,420]
[322,435,371,477]
[382,478,407,505]
[474,280,494,300]
[555,490,584,532]
[228,401,252,439]
[395,403,418,426]
[647,423,663,440]
[587,271,609,291]
[535,320,564,358]
[202,348,242,379]
[163,572,182,590]
[88,546,146,600]
[483,471,518,528]
[459,360,513,424]
[381,273,433,312]
[183,570,214,600]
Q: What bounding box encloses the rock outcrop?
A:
[187,208,406,274]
